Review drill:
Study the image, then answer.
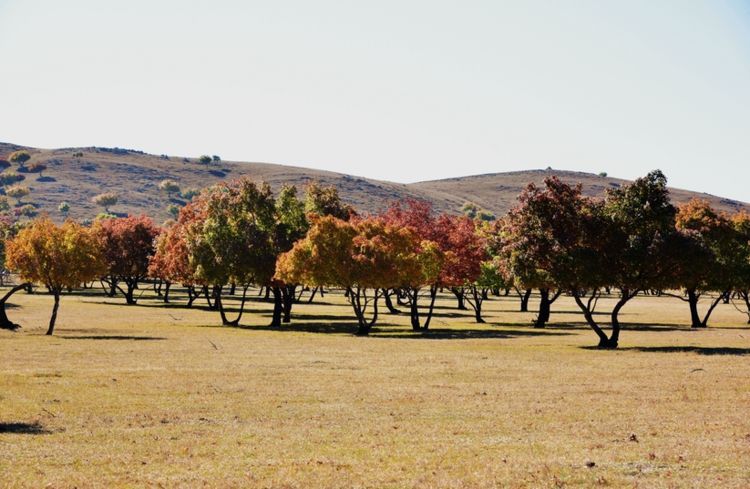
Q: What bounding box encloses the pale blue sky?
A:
[1,1,749,201]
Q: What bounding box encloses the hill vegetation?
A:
[0,142,746,223]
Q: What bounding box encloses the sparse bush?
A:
[0,172,25,186]
[0,196,10,212]
[198,155,212,164]
[167,204,180,219]
[92,192,118,213]
[159,179,181,195]
[599,172,608,178]
[6,185,30,202]
[59,201,70,216]
[72,151,84,158]
[15,204,38,218]
[181,188,200,201]
[160,154,170,160]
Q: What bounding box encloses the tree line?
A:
[1,171,749,349]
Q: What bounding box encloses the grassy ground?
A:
[1,287,750,488]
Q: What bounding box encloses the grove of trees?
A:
[2,171,750,349]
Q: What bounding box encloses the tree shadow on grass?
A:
[614,346,750,356]
[61,335,166,341]
[0,422,51,434]
[374,327,573,340]
[545,322,692,332]
[233,321,572,340]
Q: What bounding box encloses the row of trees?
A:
[2,171,750,348]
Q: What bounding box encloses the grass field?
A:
[2,287,750,488]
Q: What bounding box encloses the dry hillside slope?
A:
[1,142,746,223]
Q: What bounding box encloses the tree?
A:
[668,199,742,327]
[92,192,118,213]
[501,179,575,328]
[6,185,30,204]
[148,201,204,306]
[571,171,678,348]
[270,185,310,325]
[276,215,438,335]
[212,155,221,163]
[93,215,160,304]
[6,217,104,334]
[58,201,70,216]
[27,163,46,177]
[198,155,212,164]
[305,182,354,220]
[184,178,278,326]
[380,200,482,330]
[9,151,31,168]
[731,211,750,323]
[159,179,181,196]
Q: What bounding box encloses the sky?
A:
[1,0,749,201]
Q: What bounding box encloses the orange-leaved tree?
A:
[6,217,104,335]
[276,215,440,335]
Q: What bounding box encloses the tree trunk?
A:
[349,287,380,336]
[699,291,728,328]
[0,283,30,331]
[162,281,171,303]
[687,289,704,328]
[466,286,485,323]
[218,286,248,326]
[282,285,295,323]
[572,291,617,349]
[451,287,467,310]
[46,291,61,335]
[384,289,400,314]
[307,286,318,304]
[186,285,197,307]
[517,288,531,312]
[270,286,283,327]
[535,288,551,328]
[408,285,438,331]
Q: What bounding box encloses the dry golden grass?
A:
[2,287,750,488]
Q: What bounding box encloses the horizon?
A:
[2,1,749,202]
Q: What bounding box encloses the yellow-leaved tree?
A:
[6,217,105,335]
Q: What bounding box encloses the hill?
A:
[0,142,746,222]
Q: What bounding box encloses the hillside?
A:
[0,142,746,222]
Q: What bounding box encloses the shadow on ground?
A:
[0,422,50,434]
[61,335,166,341]
[616,346,750,355]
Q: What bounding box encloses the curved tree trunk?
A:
[0,283,31,331]
[466,286,485,323]
[47,291,61,336]
[572,290,617,348]
[218,286,248,326]
[515,288,532,312]
[383,289,400,314]
[349,287,380,336]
